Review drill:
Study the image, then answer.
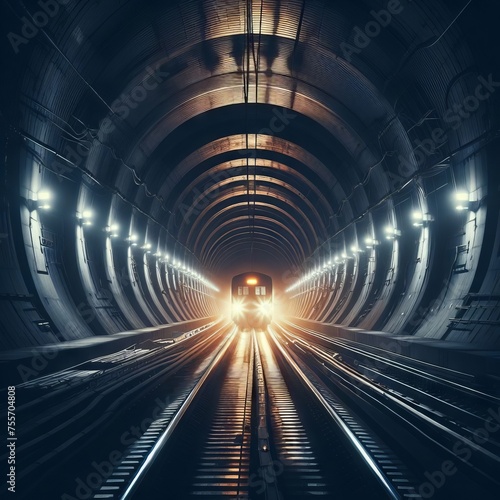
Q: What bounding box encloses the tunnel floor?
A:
[3,319,499,499]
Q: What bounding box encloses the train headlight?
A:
[258,301,272,316]
[232,300,245,317]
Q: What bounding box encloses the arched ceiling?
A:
[2,0,498,290]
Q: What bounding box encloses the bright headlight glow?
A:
[232,300,245,318]
[258,300,272,316]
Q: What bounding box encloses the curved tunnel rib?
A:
[1,0,499,353]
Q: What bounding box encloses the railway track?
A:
[279,320,500,439]
[7,322,496,499]
[272,322,500,498]
[102,329,409,499]
[117,328,254,499]
[257,330,391,498]
[2,321,233,499]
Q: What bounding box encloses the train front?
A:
[231,273,273,329]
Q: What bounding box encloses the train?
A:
[231,272,273,329]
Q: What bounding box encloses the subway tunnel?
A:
[1,0,500,498]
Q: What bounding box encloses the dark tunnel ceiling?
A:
[2,0,498,282]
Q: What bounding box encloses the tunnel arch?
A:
[1,0,499,350]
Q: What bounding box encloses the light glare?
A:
[455,191,469,202]
[38,190,52,201]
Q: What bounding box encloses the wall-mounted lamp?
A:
[78,209,93,226]
[126,234,138,246]
[105,223,119,237]
[384,225,401,240]
[28,190,53,211]
[36,190,52,210]
[454,191,469,211]
[365,236,380,248]
[411,211,434,227]
[454,191,479,212]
